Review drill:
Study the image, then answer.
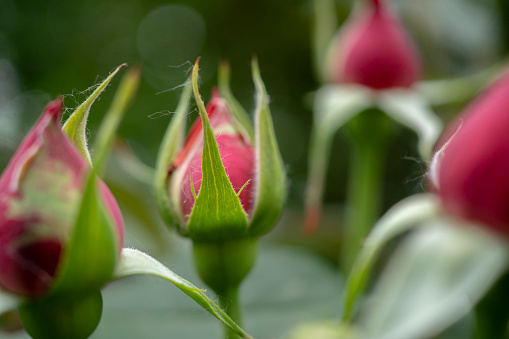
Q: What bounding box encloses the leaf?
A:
[112,248,253,339]
[187,59,249,241]
[248,58,287,236]
[303,84,371,233]
[92,66,141,176]
[342,194,442,320]
[50,171,119,296]
[359,219,509,339]
[62,64,126,163]
[218,61,255,142]
[0,289,20,315]
[378,89,443,160]
[154,82,192,228]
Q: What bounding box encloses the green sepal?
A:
[247,58,286,237]
[187,59,249,241]
[62,64,126,164]
[218,61,255,142]
[92,66,141,176]
[154,82,192,229]
[113,248,253,339]
[50,171,118,296]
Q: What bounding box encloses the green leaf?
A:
[342,194,441,320]
[92,66,141,176]
[62,64,126,163]
[112,248,253,339]
[248,58,287,236]
[378,90,443,160]
[304,85,371,233]
[218,61,255,142]
[187,59,249,241]
[359,219,509,339]
[50,171,119,296]
[0,289,20,315]
[154,82,192,228]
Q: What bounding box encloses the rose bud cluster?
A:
[328,0,420,89]
[0,99,124,298]
[431,69,509,237]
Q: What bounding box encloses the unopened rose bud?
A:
[0,99,124,297]
[328,0,420,89]
[433,69,509,236]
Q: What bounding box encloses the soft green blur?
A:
[1,0,509,338]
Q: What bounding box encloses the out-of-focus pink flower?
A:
[328,0,420,89]
[0,99,124,297]
[171,90,255,220]
[434,70,509,236]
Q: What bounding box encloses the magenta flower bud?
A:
[433,70,509,236]
[328,0,421,89]
[0,99,124,297]
[171,90,255,222]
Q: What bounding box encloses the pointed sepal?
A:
[154,83,192,229]
[248,58,287,236]
[62,64,126,164]
[187,59,249,241]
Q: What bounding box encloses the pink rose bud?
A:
[0,99,124,297]
[434,70,509,236]
[328,0,421,89]
[171,89,255,220]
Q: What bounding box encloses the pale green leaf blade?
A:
[62,64,126,163]
[311,0,338,83]
[378,90,443,160]
[360,220,509,339]
[218,61,255,142]
[342,194,441,320]
[187,60,249,241]
[51,171,119,295]
[0,289,20,315]
[248,59,287,236]
[304,85,371,233]
[93,67,141,176]
[113,248,253,339]
[154,83,192,228]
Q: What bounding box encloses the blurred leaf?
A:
[359,219,509,339]
[248,58,287,236]
[218,61,255,142]
[311,0,338,83]
[112,248,252,339]
[378,90,442,160]
[304,85,371,233]
[342,194,441,320]
[187,60,248,240]
[0,289,20,316]
[62,64,126,163]
[154,82,192,228]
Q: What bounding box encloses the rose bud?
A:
[328,0,420,89]
[0,99,124,298]
[432,69,509,236]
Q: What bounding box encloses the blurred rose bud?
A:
[328,0,420,89]
[174,90,255,220]
[0,99,124,297]
[432,70,509,236]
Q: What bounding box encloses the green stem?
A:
[341,109,392,273]
[218,287,243,339]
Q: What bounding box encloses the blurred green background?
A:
[1,0,508,338]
